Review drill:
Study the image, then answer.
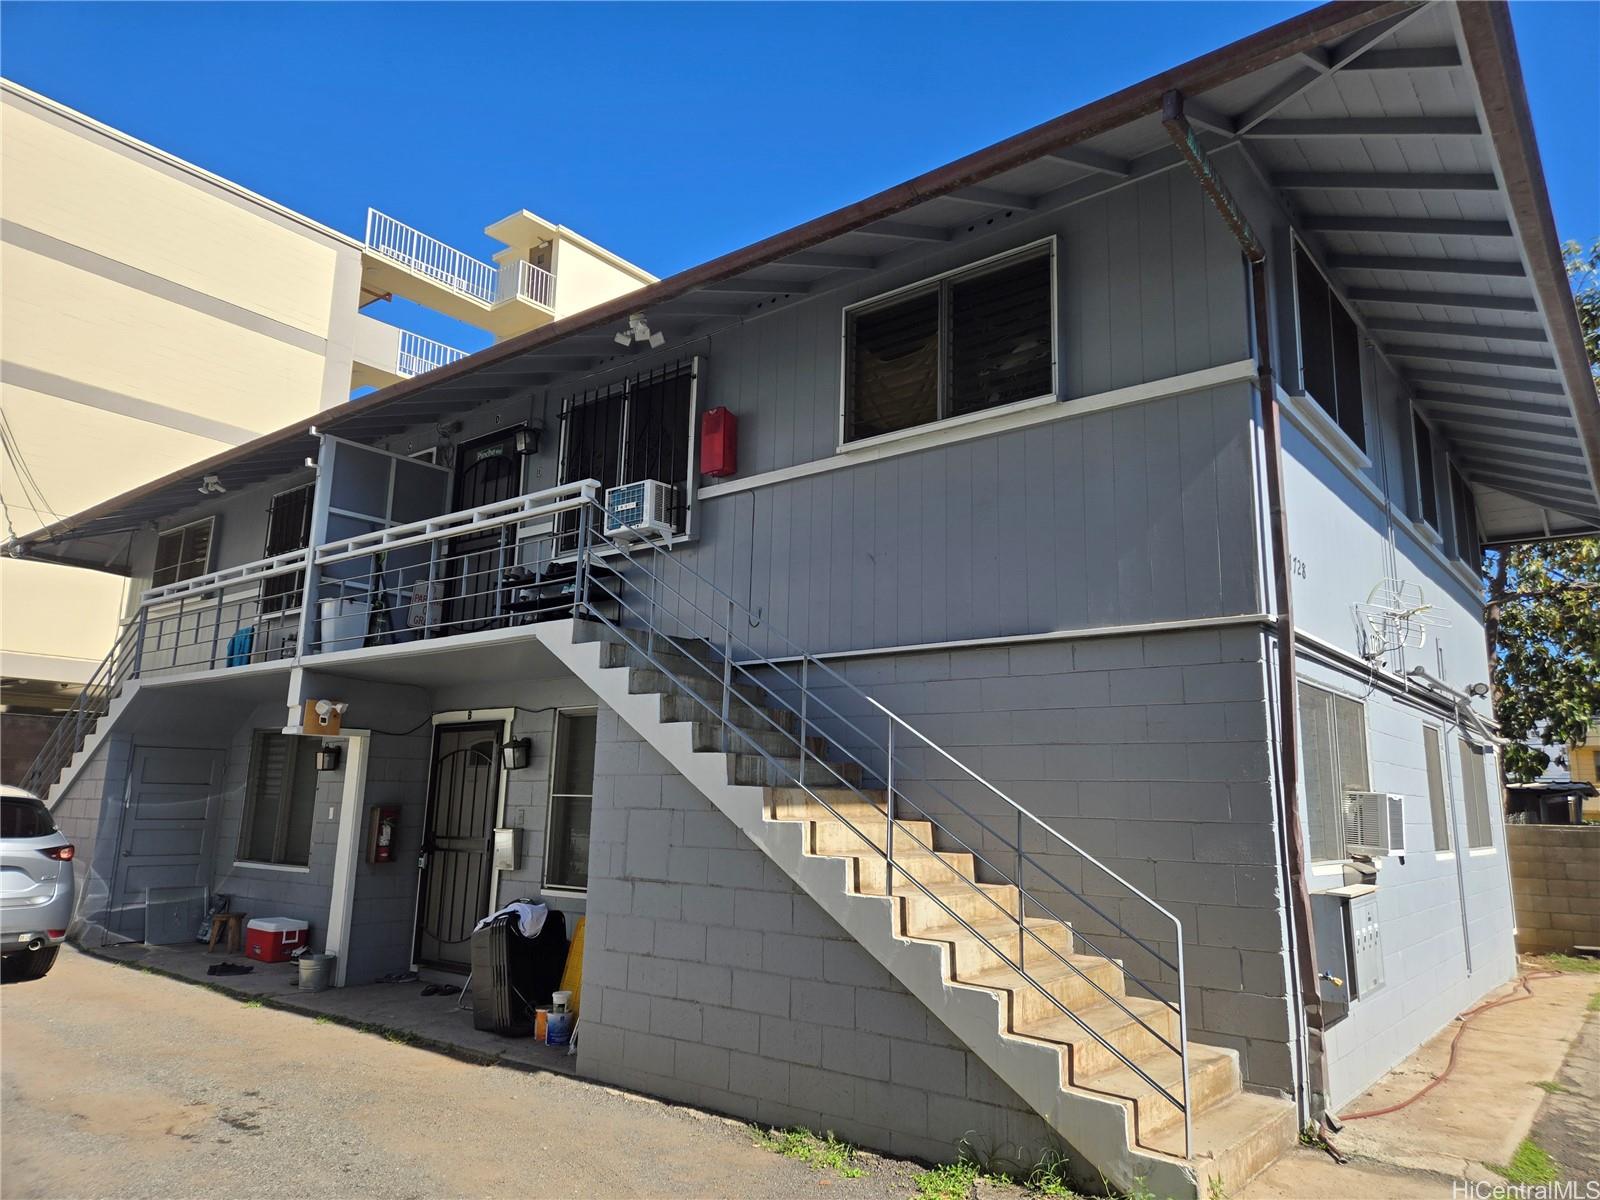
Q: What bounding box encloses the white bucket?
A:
[551,989,573,1013]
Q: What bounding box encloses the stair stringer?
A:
[43,680,142,812]
[539,620,1200,1198]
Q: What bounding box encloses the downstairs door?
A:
[413,722,504,972]
[107,746,225,942]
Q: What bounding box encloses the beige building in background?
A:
[0,78,653,764]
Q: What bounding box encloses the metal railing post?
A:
[799,658,809,775]
[575,496,591,612]
[210,591,225,669]
[885,717,895,896]
[1017,807,1025,968]
[720,597,734,753]
[132,607,148,680]
[1176,923,1192,1159]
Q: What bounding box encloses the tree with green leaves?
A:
[1486,239,1600,782]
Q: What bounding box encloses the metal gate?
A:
[413,722,503,972]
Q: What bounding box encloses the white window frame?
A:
[837,236,1059,453]
[1297,680,1372,869]
[151,515,217,589]
[1421,722,1453,857]
[1409,405,1443,540]
[541,706,598,896]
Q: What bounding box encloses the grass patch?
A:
[314,1015,334,1025]
[912,1160,983,1200]
[242,996,266,1009]
[1533,1080,1573,1094]
[1530,953,1600,975]
[750,1126,865,1179]
[1487,1138,1560,1187]
[382,1029,414,1046]
[1588,991,1600,1013]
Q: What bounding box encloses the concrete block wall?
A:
[578,707,1059,1166]
[1510,824,1600,955]
[50,731,134,945]
[343,726,432,983]
[771,627,1295,1091]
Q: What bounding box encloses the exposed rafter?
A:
[1329,254,1525,278]
[945,186,1038,212]
[1047,146,1131,177]
[859,220,950,243]
[1274,171,1499,191]
[1176,96,1236,137]
[1414,391,1572,422]
[1464,468,1599,502]
[1384,345,1557,371]
[1345,287,1538,312]
[1407,371,1566,397]
[1364,317,1548,342]
[1445,428,1586,458]
[1299,215,1513,238]
[702,278,815,295]
[1452,443,1592,477]
[780,251,879,270]
[1340,46,1463,70]
[1249,116,1481,138]
[1422,407,1576,438]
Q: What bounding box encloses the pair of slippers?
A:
[421,983,461,997]
[207,961,254,976]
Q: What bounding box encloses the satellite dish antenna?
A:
[1353,578,1451,663]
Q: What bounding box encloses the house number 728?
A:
[1290,555,1308,580]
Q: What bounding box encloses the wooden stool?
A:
[207,912,248,954]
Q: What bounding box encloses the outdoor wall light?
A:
[514,427,540,456]
[501,737,532,771]
[316,744,342,772]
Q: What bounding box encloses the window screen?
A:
[152,519,215,589]
[238,731,318,866]
[545,710,597,890]
[1413,413,1438,529]
[1459,739,1495,850]
[261,484,313,615]
[1298,682,1371,861]
[1294,246,1366,452]
[1423,725,1451,852]
[844,246,1054,443]
[1451,466,1480,567]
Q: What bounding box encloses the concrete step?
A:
[807,815,934,855]
[767,787,888,822]
[599,638,725,682]
[1012,994,1181,1079]
[1163,1090,1297,1193]
[690,721,827,760]
[844,848,977,896]
[898,881,1021,934]
[1077,1041,1241,1141]
[910,914,1077,976]
[728,753,865,789]
[633,669,787,733]
[960,952,1130,1027]
[661,692,799,737]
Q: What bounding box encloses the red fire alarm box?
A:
[367,805,399,863]
[700,407,737,478]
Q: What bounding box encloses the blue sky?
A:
[3,1,1596,354]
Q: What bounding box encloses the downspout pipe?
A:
[1162,91,1327,1123]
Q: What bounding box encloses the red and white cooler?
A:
[245,917,309,963]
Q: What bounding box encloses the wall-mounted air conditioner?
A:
[1345,791,1406,856]
[604,480,675,540]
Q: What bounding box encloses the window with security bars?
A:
[1458,738,1495,850]
[1423,724,1452,852]
[558,360,694,546]
[544,709,597,891]
[261,483,313,615]
[151,517,215,588]
[1294,245,1366,452]
[237,731,318,866]
[844,245,1054,443]
[1298,682,1371,862]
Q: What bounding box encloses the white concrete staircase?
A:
[540,618,1296,1198]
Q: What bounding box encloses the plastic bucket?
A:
[298,952,335,993]
[546,1010,575,1046]
[551,990,573,1013]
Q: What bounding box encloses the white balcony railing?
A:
[396,330,468,379]
[365,209,498,304]
[365,208,556,313]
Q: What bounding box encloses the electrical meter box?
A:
[1310,884,1385,1026]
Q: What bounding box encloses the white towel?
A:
[474,900,547,939]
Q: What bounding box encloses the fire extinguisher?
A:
[369,806,399,863]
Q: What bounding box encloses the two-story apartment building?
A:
[0,79,653,774]
[8,4,1597,1195]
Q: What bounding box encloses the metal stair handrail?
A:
[20,617,142,800]
[571,499,1192,1157]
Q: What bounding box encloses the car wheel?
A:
[6,945,59,980]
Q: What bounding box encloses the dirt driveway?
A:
[1,948,924,1200]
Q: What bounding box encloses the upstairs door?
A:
[444,428,524,632]
[413,721,504,972]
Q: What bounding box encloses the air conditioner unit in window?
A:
[1345,791,1406,856]
[604,480,675,540]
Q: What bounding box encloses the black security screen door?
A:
[414,722,503,972]
[444,429,523,632]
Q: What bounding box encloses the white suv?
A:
[1,785,75,980]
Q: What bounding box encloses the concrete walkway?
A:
[2,948,932,1200]
[1242,966,1600,1199]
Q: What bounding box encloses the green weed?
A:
[314,1014,334,1025]
[1533,1080,1573,1094]
[1206,1173,1229,1200]
[1532,953,1600,975]
[912,1160,982,1200]
[242,996,266,1009]
[750,1126,865,1179]
[1587,990,1600,1013]
[1488,1138,1560,1187]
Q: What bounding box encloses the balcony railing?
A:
[365,209,498,304]
[128,483,601,676]
[396,330,468,379]
[365,208,555,312]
